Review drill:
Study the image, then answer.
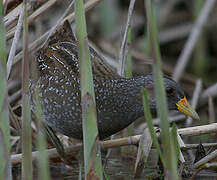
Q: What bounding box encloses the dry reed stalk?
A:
[118,0,135,76]
[12,0,102,68]
[10,123,217,165]
[173,0,216,82]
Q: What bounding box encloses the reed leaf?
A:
[34,88,50,180]
[74,0,103,179]
[125,27,132,78]
[79,152,83,180]
[121,26,134,155]
[98,1,116,37]
[21,1,32,179]
[171,123,180,167]
[0,1,11,179]
[124,26,135,155]
[145,0,179,179]
[103,170,110,180]
[193,0,208,76]
[141,88,165,165]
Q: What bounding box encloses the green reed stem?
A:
[192,0,208,77]
[98,0,116,37]
[125,27,133,78]
[145,0,179,179]
[122,27,134,155]
[0,1,11,179]
[74,0,103,179]
[141,88,165,166]
[21,2,32,180]
[34,89,50,180]
[171,123,180,167]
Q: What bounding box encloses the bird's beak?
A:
[176,96,200,120]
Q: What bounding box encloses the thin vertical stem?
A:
[75,0,103,179]
[172,0,215,82]
[145,0,179,179]
[7,5,24,79]
[34,87,50,180]
[118,0,136,76]
[21,1,32,179]
[0,0,11,179]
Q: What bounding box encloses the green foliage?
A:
[75,0,103,179]
[192,0,209,77]
[21,2,32,179]
[34,88,50,180]
[122,26,134,155]
[142,88,165,166]
[125,27,133,78]
[171,124,180,167]
[0,0,11,179]
[145,0,179,179]
[98,1,116,37]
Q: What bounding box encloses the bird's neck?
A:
[99,76,146,113]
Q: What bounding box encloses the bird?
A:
[30,21,199,140]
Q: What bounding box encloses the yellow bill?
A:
[176,96,200,120]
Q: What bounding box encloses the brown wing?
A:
[89,46,121,79]
[35,20,120,80]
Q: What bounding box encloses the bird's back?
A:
[30,21,144,139]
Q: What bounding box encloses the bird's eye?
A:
[166,87,174,94]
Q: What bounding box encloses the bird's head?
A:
[141,75,200,120]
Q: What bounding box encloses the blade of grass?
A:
[78,151,83,180]
[141,88,164,165]
[125,27,132,78]
[192,0,209,77]
[34,88,50,180]
[145,0,179,179]
[122,26,134,155]
[21,1,32,179]
[0,0,11,179]
[118,0,135,156]
[171,124,180,167]
[125,26,134,142]
[118,0,135,76]
[144,30,151,56]
[74,0,103,179]
[37,128,50,180]
[103,170,110,180]
[98,0,116,37]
